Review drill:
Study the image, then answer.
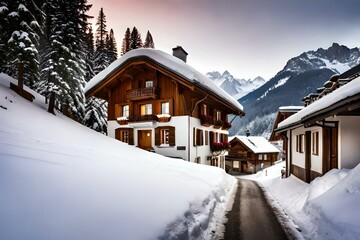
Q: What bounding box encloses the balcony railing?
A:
[126,87,156,100]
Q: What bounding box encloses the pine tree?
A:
[0,0,44,88]
[130,26,142,50]
[106,28,117,63]
[121,27,130,55]
[143,30,155,48]
[93,7,109,74]
[95,7,107,51]
[83,97,108,134]
[37,0,91,121]
[84,25,95,81]
[83,8,110,134]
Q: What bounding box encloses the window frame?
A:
[161,102,170,115]
[312,131,319,155]
[122,105,129,118]
[140,103,152,115]
[145,80,153,88]
[160,128,170,145]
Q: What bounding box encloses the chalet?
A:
[226,136,280,173]
[269,106,303,172]
[275,64,360,182]
[85,47,244,166]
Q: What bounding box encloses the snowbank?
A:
[0,73,235,239]
[244,161,360,240]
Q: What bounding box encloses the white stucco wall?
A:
[334,116,360,169]
[290,126,322,174]
[107,116,228,165]
[291,127,306,169]
[310,126,323,174]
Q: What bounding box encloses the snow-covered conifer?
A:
[121,27,131,55]
[0,0,44,88]
[143,30,155,49]
[130,26,142,50]
[38,0,91,121]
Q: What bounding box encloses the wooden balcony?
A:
[126,87,157,101]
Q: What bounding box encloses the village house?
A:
[84,47,244,166]
[269,106,303,173]
[275,64,360,182]
[226,135,280,173]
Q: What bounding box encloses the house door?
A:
[323,124,338,174]
[305,131,311,183]
[138,130,152,151]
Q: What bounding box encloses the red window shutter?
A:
[155,127,160,146]
[169,126,175,146]
[129,129,134,145]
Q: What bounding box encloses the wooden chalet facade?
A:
[85,47,244,166]
[275,64,360,183]
[226,136,280,173]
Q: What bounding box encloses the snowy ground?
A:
[242,161,360,240]
[0,73,235,240]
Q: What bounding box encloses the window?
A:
[312,132,319,155]
[296,134,305,153]
[259,154,263,160]
[145,80,153,88]
[115,128,133,144]
[194,128,204,146]
[161,129,169,144]
[155,126,175,146]
[203,104,208,115]
[121,130,129,143]
[140,104,152,115]
[216,111,221,121]
[122,105,129,118]
[161,102,169,114]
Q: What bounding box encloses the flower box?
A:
[157,114,171,123]
[200,115,214,127]
[116,116,128,125]
[213,120,223,129]
[222,121,232,130]
[210,141,230,153]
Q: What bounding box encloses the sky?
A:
[88,0,360,80]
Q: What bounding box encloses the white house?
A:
[276,65,360,182]
[85,47,244,167]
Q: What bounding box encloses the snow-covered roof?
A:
[229,136,280,154]
[278,106,304,112]
[278,75,360,130]
[85,48,244,113]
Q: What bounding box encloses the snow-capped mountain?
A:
[206,71,266,99]
[284,43,360,73]
[231,43,360,138]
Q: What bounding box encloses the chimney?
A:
[172,46,188,62]
[245,129,250,137]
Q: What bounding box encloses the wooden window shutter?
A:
[210,131,214,144]
[169,126,175,146]
[200,129,204,145]
[115,128,120,140]
[129,129,134,145]
[205,131,209,145]
[155,127,160,146]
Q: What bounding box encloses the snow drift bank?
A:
[0,73,235,240]
[253,162,360,240]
